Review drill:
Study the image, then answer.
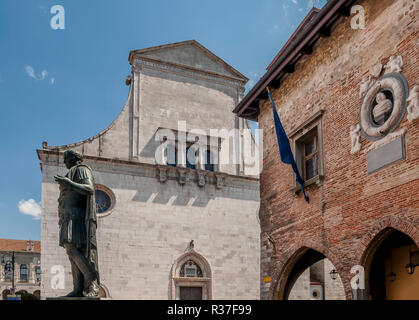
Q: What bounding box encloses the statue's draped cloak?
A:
[58,164,100,284]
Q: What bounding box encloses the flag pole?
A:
[266,87,309,203]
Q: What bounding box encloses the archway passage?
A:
[279,248,346,300]
[285,249,325,300]
[365,228,419,300]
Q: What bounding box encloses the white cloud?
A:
[25,65,48,81]
[299,7,304,12]
[18,199,41,219]
[307,0,314,8]
[291,0,298,4]
[50,77,55,85]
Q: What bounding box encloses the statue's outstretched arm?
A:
[67,177,94,195]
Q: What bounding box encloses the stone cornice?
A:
[133,56,246,88]
[37,149,259,190]
[128,40,248,81]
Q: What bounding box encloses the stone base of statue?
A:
[46,296,100,300]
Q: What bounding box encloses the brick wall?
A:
[258,0,418,299]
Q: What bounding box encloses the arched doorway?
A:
[171,249,212,300]
[275,248,346,300]
[362,228,419,300]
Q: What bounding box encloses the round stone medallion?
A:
[359,72,409,141]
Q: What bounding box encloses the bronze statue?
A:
[54,150,100,298]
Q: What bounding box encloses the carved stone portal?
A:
[359,72,409,141]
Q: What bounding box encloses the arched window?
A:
[35,267,41,282]
[20,264,28,282]
[4,262,12,281]
[205,150,214,172]
[166,144,177,167]
[186,146,197,169]
[95,184,116,217]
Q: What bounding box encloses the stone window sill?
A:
[289,175,324,196]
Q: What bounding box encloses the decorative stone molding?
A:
[197,172,206,187]
[38,150,259,191]
[364,127,407,153]
[177,168,188,185]
[157,166,168,183]
[359,76,371,99]
[369,62,383,78]
[215,174,225,189]
[384,55,403,74]
[350,124,362,154]
[359,72,409,141]
[407,85,419,122]
[133,58,245,88]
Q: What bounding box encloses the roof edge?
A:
[233,0,357,120]
[129,40,249,82]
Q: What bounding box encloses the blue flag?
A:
[267,88,309,203]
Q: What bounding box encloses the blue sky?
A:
[0,0,327,240]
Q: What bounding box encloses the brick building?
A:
[234,0,418,299]
[38,41,260,299]
[0,239,41,299]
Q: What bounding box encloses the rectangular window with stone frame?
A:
[289,110,325,193]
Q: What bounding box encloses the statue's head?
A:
[63,149,83,169]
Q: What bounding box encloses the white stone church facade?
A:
[37,40,260,300]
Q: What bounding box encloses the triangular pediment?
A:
[130,40,247,81]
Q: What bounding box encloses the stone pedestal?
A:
[46,297,100,300]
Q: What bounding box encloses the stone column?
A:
[177,137,187,168]
[29,263,34,283]
[209,145,219,172]
[197,139,206,171]
[131,70,141,160]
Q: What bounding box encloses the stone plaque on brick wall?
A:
[366,136,405,174]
